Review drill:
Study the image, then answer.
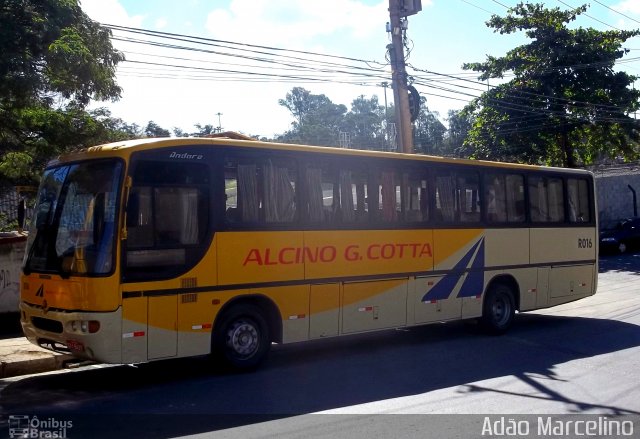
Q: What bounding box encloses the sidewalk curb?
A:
[0,352,74,378]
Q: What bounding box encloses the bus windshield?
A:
[24,159,123,276]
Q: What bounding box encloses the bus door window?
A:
[529,176,565,223]
[224,164,239,223]
[567,178,591,223]
[126,187,154,247]
[125,160,209,279]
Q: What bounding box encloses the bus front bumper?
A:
[20,302,123,364]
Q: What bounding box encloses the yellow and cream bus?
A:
[20,136,597,370]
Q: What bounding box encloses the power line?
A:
[103,23,640,138]
[556,0,623,31]
[592,0,640,26]
[459,0,497,15]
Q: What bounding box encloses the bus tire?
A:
[212,304,271,371]
[481,283,515,334]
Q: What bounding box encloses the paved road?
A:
[0,254,639,438]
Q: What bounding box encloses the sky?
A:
[79,0,640,138]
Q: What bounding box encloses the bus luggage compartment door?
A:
[414,275,462,324]
[310,283,340,339]
[549,265,594,299]
[147,295,178,359]
[341,278,407,334]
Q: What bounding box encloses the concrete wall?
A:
[0,234,26,314]
[595,172,640,225]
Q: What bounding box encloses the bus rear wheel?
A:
[212,304,270,371]
[481,283,516,334]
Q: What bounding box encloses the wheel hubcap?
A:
[227,320,259,357]
[492,297,510,325]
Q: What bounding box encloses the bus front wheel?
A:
[212,304,271,371]
[481,283,515,334]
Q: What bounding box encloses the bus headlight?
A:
[68,320,101,334]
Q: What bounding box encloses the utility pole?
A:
[388,0,420,154]
[215,112,223,133]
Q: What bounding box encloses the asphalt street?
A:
[0,253,639,438]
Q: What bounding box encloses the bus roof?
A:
[55,135,591,175]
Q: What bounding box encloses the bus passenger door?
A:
[147,295,178,359]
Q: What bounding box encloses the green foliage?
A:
[144,121,171,137]
[277,87,347,146]
[462,2,640,167]
[276,87,448,152]
[0,105,140,186]
[0,0,124,187]
[342,95,386,149]
[414,98,447,155]
[0,0,123,107]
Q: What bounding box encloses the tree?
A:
[144,121,170,138]
[444,109,473,157]
[0,0,124,185]
[277,87,346,146]
[342,95,386,149]
[0,0,123,107]
[462,3,640,167]
[192,123,216,136]
[413,98,447,155]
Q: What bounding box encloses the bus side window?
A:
[567,178,591,223]
[529,176,565,223]
[378,169,400,223]
[434,172,456,222]
[354,176,369,222]
[264,160,297,223]
[225,157,297,225]
[402,171,428,223]
[506,174,525,222]
[304,163,335,224]
[485,174,507,223]
[337,170,353,222]
[485,173,525,223]
[458,171,480,223]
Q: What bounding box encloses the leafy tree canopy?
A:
[0,0,123,107]
[462,2,640,167]
[277,87,347,146]
[0,0,125,186]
